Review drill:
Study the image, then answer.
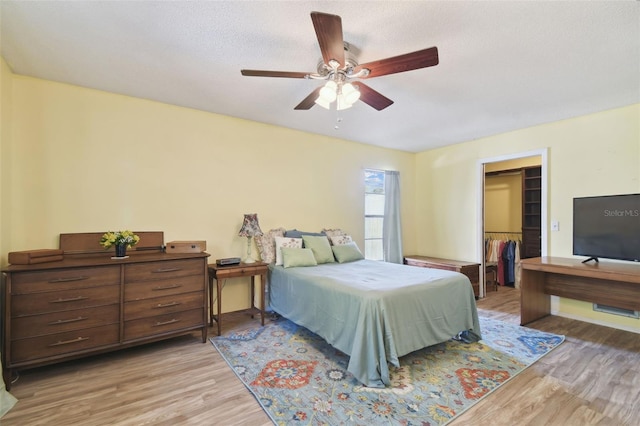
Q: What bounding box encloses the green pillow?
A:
[302,235,335,264]
[332,242,365,263]
[281,248,318,268]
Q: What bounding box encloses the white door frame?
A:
[476,148,548,298]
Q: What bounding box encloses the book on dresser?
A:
[1,231,210,391]
[8,248,64,264]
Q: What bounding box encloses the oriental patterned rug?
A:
[210,316,564,425]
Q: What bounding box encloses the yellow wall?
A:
[1,64,416,312]
[484,157,542,236]
[484,157,541,173]
[0,58,12,262]
[3,56,639,331]
[416,104,639,332]
[484,173,522,233]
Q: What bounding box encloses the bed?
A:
[268,259,481,388]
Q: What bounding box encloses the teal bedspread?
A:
[268,260,481,388]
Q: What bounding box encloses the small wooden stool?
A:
[485,263,498,292]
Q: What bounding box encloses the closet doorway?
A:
[477,149,547,298]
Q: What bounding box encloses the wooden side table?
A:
[208,262,269,336]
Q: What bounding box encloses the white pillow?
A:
[329,234,352,245]
[274,236,303,266]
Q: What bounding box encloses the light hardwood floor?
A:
[2,286,639,425]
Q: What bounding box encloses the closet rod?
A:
[485,231,522,234]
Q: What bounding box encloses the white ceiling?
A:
[1,1,639,153]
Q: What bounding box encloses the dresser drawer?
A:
[214,264,268,279]
[124,308,203,341]
[12,304,119,340]
[460,265,480,282]
[124,259,202,283]
[124,275,203,301]
[12,285,120,317]
[11,266,120,294]
[124,291,204,321]
[11,324,120,363]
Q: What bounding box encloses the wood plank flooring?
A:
[2,286,639,425]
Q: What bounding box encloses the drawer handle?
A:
[50,296,89,303]
[152,284,182,291]
[155,301,180,308]
[48,336,89,347]
[152,267,182,273]
[49,316,87,325]
[49,276,90,283]
[154,318,179,326]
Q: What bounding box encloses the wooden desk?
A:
[208,262,268,336]
[520,257,640,325]
[404,255,480,297]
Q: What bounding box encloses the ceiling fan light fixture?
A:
[342,82,360,105]
[336,94,353,111]
[318,80,337,102]
[314,96,331,109]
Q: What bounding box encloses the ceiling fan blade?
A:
[294,87,322,110]
[351,82,394,110]
[311,11,345,67]
[354,46,439,79]
[241,70,309,78]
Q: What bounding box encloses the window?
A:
[364,169,385,260]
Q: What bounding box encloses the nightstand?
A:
[208,262,269,336]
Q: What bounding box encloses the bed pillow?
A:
[322,228,348,240]
[302,235,335,264]
[281,248,318,268]
[329,234,352,246]
[255,227,286,263]
[274,236,303,266]
[332,242,364,263]
[284,229,325,238]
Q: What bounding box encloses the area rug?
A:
[210,316,564,425]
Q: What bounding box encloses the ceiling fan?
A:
[241,11,439,111]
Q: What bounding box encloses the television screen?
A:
[573,193,640,262]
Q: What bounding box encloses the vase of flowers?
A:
[115,244,127,258]
[100,230,140,258]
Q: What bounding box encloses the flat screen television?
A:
[573,193,640,263]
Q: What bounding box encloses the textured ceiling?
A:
[1,1,639,152]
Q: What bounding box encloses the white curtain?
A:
[383,170,403,263]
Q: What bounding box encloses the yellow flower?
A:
[100,230,140,249]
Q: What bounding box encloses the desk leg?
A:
[216,278,222,336]
[260,272,266,326]
[520,269,550,325]
[208,275,214,327]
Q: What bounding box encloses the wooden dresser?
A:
[404,255,481,298]
[2,232,209,390]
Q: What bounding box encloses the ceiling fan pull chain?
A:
[334,109,343,130]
